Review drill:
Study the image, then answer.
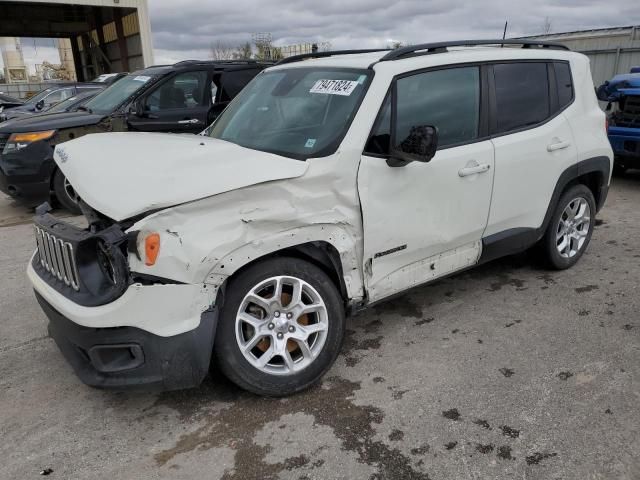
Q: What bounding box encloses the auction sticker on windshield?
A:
[310,79,359,96]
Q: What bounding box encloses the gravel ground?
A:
[0,174,638,480]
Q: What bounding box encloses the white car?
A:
[28,40,613,396]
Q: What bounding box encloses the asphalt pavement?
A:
[0,175,638,480]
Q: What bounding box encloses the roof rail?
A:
[172,59,270,67]
[275,49,390,65]
[379,39,570,61]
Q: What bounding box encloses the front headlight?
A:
[2,130,56,155]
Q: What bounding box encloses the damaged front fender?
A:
[126,152,366,305]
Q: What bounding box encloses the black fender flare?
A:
[480,156,610,264]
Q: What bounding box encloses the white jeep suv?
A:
[28,40,613,395]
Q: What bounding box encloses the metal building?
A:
[0,0,154,81]
[523,26,640,86]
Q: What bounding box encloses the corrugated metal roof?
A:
[520,25,640,40]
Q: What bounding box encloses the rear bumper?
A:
[37,291,218,391]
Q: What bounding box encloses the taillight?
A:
[605,117,609,132]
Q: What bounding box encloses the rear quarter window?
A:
[554,62,574,110]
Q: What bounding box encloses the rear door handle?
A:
[178,118,201,125]
[459,163,491,177]
[547,140,571,152]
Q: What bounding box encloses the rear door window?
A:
[493,62,550,133]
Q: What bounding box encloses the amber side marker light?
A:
[9,130,56,143]
[144,233,161,266]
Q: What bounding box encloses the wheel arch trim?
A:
[480,155,610,264]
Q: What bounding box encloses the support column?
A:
[69,36,85,82]
[93,7,110,74]
[114,9,130,71]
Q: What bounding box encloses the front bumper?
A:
[28,247,220,390]
[36,291,218,391]
[0,141,55,205]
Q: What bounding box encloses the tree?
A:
[234,41,253,60]
[542,17,552,34]
[388,40,405,50]
[210,41,237,60]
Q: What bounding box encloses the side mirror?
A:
[35,100,45,111]
[387,125,438,167]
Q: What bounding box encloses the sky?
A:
[1,0,640,74]
[149,0,640,64]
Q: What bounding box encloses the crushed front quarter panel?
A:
[128,149,366,304]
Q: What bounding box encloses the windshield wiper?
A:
[76,105,93,113]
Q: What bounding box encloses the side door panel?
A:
[486,114,577,236]
[485,62,578,236]
[358,65,495,303]
[127,70,210,133]
[360,142,495,301]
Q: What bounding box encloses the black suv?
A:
[0,60,270,212]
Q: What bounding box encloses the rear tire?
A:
[540,184,596,270]
[52,169,82,215]
[214,257,345,396]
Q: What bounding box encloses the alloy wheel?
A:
[63,177,81,206]
[235,275,329,375]
[556,197,591,258]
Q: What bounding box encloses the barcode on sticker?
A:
[310,79,359,96]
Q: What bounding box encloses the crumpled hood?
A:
[54,132,309,221]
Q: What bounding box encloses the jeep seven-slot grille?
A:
[34,226,80,291]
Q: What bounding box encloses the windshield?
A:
[46,91,96,113]
[24,88,56,105]
[84,73,158,114]
[208,68,372,159]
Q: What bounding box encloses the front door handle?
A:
[178,118,201,125]
[459,162,491,177]
[547,140,571,152]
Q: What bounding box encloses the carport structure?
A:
[0,0,154,81]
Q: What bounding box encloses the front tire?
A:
[214,257,345,396]
[52,169,82,214]
[541,184,596,270]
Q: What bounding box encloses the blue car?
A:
[597,70,640,173]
